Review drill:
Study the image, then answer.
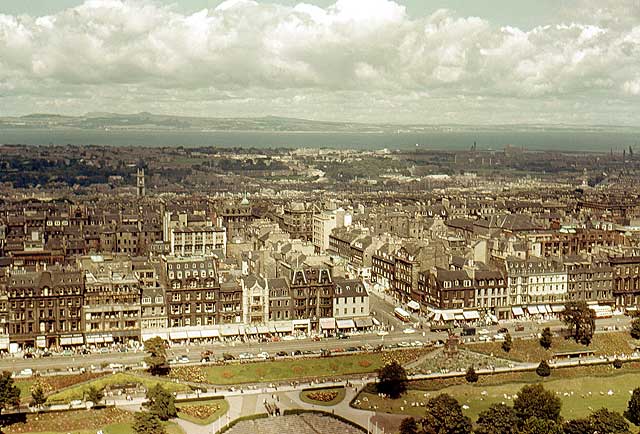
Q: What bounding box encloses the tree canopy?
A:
[535,360,551,378]
[513,384,562,423]
[475,403,519,434]
[144,384,177,421]
[421,393,472,434]
[377,361,408,399]
[539,327,552,350]
[133,411,167,434]
[144,337,169,376]
[0,371,20,413]
[625,388,640,425]
[562,301,595,345]
[399,417,419,434]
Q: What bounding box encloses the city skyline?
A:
[0,0,639,126]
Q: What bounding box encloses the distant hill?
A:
[0,112,638,134]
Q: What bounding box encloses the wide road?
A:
[0,293,631,372]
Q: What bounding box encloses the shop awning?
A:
[462,310,480,320]
[293,319,310,329]
[354,317,373,328]
[220,325,239,336]
[170,331,189,340]
[0,336,8,350]
[60,336,73,346]
[257,326,270,334]
[537,305,548,314]
[36,336,46,348]
[337,319,356,329]
[512,307,524,316]
[86,335,103,344]
[72,335,84,345]
[442,312,455,321]
[319,318,336,330]
[103,334,114,343]
[407,300,421,311]
[269,325,277,333]
[274,322,293,333]
[454,313,465,320]
[142,332,169,341]
[186,330,201,339]
[551,305,565,313]
[245,326,259,335]
[545,305,552,314]
[433,312,442,322]
[527,306,539,315]
[200,329,220,338]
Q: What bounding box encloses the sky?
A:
[0,0,639,125]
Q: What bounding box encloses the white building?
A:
[312,208,352,253]
[333,278,369,319]
[170,226,227,257]
[506,257,567,317]
[241,275,270,324]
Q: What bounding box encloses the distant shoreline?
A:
[0,127,637,152]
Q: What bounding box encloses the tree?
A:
[399,417,419,434]
[465,366,478,383]
[563,418,593,434]
[132,411,167,434]
[502,333,512,353]
[589,408,630,434]
[421,393,472,434]
[144,384,177,421]
[562,301,595,345]
[625,388,640,425]
[85,386,104,406]
[376,361,408,399]
[0,371,20,414]
[630,318,640,340]
[144,337,169,376]
[513,384,561,423]
[613,359,624,369]
[539,327,552,350]
[475,403,519,434]
[30,384,47,408]
[518,417,564,434]
[535,360,551,378]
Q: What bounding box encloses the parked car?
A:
[256,352,270,359]
[403,328,416,334]
[498,327,509,333]
[238,353,254,360]
[336,333,350,339]
[275,351,288,357]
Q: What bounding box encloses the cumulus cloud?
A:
[0,0,638,124]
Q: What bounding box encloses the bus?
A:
[394,307,411,322]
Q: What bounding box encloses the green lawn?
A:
[354,371,640,422]
[468,332,637,363]
[16,379,35,400]
[203,353,383,384]
[47,373,189,404]
[299,387,346,406]
[177,398,229,425]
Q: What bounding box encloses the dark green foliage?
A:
[613,359,623,369]
[563,418,593,434]
[132,411,166,434]
[144,337,169,376]
[30,384,47,408]
[0,371,20,413]
[475,403,519,434]
[399,417,419,434]
[625,388,640,425]
[85,386,104,405]
[376,361,408,399]
[518,417,564,434]
[535,360,551,378]
[539,327,552,350]
[465,366,479,383]
[562,301,595,345]
[421,393,472,434]
[502,333,512,353]
[144,384,176,421]
[589,408,630,433]
[513,384,561,423]
[630,318,640,340]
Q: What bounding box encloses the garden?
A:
[176,398,229,425]
[299,386,346,406]
[46,372,188,404]
[2,407,184,434]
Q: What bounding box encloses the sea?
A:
[0,128,638,152]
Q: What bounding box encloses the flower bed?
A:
[300,387,346,406]
[169,366,207,383]
[177,398,229,425]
